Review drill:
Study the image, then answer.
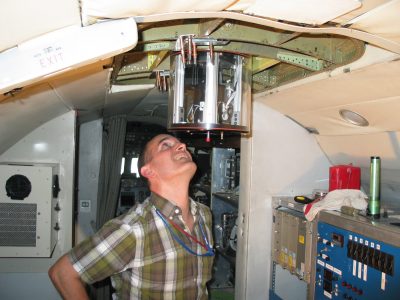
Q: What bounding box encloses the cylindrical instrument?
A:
[368,156,381,219]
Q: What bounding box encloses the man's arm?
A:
[48,254,89,300]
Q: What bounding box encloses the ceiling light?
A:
[339,109,369,126]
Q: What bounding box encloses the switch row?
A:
[347,240,394,276]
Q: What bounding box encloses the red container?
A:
[329,165,361,191]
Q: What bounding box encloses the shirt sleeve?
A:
[68,218,136,284]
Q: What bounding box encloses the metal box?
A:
[0,163,59,257]
[272,197,313,283]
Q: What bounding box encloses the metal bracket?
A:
[175,35,230,64]
[154,70,170,92]
[277,51,324,71]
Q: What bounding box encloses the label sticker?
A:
[298,235,305,244]
[334,268,342,276]
[317,259,325,267]
[147,54,157,69]
[326,263,334,271]
[80,200,91,213]
[323,291,332,299]
[381,272,386,290]
[363,264,368,281]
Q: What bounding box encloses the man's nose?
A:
[176,142,187,151]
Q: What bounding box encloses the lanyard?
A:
[155,208,214,257]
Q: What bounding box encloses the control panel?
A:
[117,175,149,215]
[314,217,400,299]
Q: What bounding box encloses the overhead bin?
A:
[0,18,138,94]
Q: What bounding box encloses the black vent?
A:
[0,203,37,247]
[5,174,32,200]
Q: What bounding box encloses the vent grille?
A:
[0,203,37,247]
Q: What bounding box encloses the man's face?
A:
[142,134,197,181]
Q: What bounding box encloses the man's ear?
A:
[141,165,155,179]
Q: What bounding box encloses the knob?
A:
[54,222,60,231]
[322,253,330,261]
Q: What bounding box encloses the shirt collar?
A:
[150,192,199,220]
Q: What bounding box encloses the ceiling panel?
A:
[0,0,80,52]
[49,61,112,111]
[242,0,361,25]
[262,55,400,116]
[349,0,400,43]
[289,95,400,135]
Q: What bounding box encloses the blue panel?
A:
[314,222,400,300]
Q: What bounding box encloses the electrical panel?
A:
[313,211,400,299]
[117,175,150,215]
[273,208,308,279]
[272,198,313,283]
[210,148,239,289]
[0,163,59,257]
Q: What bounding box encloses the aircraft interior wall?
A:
[237,100,331,299]
[0,111,75,300]
[75,119,102,244]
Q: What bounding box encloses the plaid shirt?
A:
[69,193,214,299]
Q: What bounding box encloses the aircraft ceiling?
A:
[0,0,400,154]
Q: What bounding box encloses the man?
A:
[49,134,214,299]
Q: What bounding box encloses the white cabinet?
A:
[0,163,59,257]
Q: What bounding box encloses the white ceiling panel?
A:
[262,56,400,116]
[242,0,361,25]
[0,0,80,52]
[349,0,400,43]
[49,61,111,111]
[289,95,400,135]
